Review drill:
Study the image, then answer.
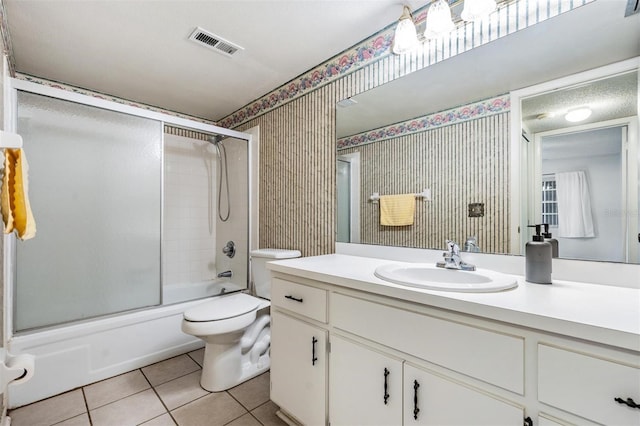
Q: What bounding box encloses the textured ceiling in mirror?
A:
[522,71,638,134]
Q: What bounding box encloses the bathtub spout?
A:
[217,270,232,278]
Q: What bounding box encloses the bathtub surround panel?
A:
[163,134,220,303]
[213,137,250,293]
[163,126,250,302]
[340,112,510,253]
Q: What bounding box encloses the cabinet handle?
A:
[383,368,390,405]
[413,380,420,420]
[285,295,303,303]
[523,417,533,426]
[615,397,640,409]
[312,337,318,366]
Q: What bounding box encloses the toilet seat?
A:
[184,292,264,322]
[182,293,270,337]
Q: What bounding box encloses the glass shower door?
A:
[14,91,162,332]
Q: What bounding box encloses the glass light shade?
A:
[392,6,419,54]
[424,0,455,39]
[565,107,592,122]
[461,0,497,22]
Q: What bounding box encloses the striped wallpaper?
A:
[340,113,511,253]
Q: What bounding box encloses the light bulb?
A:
[392,6,419,55]
[564,107,592,122]
[424,0,455,39]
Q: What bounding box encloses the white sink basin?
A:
[374,263,518,293]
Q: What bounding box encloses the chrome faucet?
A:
[217,270,232,278]
[436,240,476,271]
[463,236,480,253]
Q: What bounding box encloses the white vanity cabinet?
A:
[538,344,640,425]
[270,278,329,426]
[404,363,523,425]
[267,255,640,426]
[329,335,403,426]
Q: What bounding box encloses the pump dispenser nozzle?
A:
[527,224,544,241]
[541,223,559,258]
[525,224,552,284]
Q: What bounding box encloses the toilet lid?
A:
[184,293,262,322]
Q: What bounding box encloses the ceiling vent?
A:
[625,0,639,16]
[188,27,244,58]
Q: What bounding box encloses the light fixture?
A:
[392,5,419,55]
[461,0,497,22]
[424,0,455,39]
[564,107,592,123]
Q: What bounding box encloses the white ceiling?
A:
[4,0,424,122]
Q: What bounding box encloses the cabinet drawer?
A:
[271,278,327,323]
[331,293,524,393]
[538,344,640,425]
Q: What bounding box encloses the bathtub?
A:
[6,297,216,408]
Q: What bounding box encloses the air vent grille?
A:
[188,27,243,58]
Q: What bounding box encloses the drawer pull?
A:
[523,417,533,426]
[413,380,420,420]
[383,368,390,405]
[615,397,640,409]
[312,337,318,366]
[285,295,303,303]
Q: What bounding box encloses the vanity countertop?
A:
[267,254,640,352]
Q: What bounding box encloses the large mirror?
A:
[336,0,640,263]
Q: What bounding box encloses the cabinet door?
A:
[270,310,327,426]
[403,364,523,426]
[330,335,403,426]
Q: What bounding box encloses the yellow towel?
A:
[1,148,36,240]
[2,148,16,233]
[379,194,415,226]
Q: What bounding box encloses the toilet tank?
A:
[250,249,301,299]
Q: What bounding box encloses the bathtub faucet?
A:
[217,270,232,278]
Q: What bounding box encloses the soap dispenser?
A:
[542,223,559,258]
[526,225,552,284]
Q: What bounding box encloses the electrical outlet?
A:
[468,203,484,217]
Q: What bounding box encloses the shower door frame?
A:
[3,78,255,341]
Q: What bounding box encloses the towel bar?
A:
[369,189,431,203]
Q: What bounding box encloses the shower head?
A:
[208,135,223,145]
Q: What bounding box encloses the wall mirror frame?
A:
[335,0,639,264]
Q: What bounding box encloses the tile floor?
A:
[8,349,288,426]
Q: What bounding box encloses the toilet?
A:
[182,248,301,392]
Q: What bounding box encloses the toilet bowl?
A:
[181,248,301,392]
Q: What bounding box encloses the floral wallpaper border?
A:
[337,94,510,150]
[219,0,591,129]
